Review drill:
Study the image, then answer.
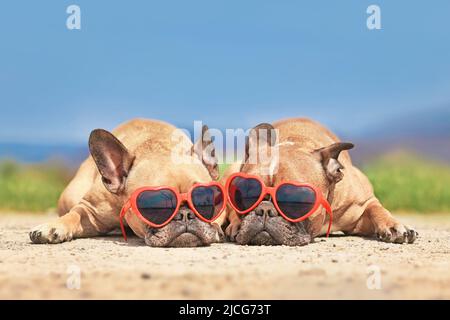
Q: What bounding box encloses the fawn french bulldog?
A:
[29,119,225,247]
[222,118,418,246]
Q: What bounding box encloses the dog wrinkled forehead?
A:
[126,158,210,194]
[277,148,327,183]
[241,138,327,189]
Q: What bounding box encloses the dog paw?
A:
[29,222,73,244]
[376,223,418,244]
[225,220,241,242]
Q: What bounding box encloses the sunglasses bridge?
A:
[260,186,276,199]
[179,193,189,202]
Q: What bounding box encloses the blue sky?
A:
[1,0,449,144]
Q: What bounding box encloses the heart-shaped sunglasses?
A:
[119,182,226,241]
[225,173,333,236]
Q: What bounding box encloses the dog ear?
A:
[192,125,219,180]
[244,123,277,163]
[314,142,354,183]
[89,129,135,194]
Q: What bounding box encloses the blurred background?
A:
[0,0,449,213]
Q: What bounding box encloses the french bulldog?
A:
[223,118,418,246]
[29,119,225,247]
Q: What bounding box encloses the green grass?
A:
[218,163,230,179]
[0,160,71,212]
[1,152,449,213]
[362,152,450,213]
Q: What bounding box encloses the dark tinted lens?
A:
[191,186,224,220]
[229,177,262,212]
[137,190,178,225]
[276,185,316,219]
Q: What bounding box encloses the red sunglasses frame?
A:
[225,172,333,237]
[119,182,226,241]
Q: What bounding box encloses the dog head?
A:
[232,123,353,246]
[88,124,223,247]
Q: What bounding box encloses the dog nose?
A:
[254,201,278,218]
[173,206,196,222]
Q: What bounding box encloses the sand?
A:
[0,213,449,299]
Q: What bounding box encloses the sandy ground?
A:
[0,213,449,299]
